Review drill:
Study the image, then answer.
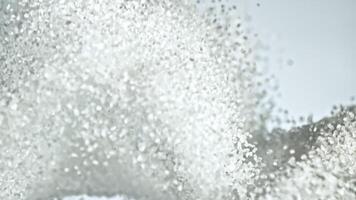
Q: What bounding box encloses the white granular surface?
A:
[0,0,355,200]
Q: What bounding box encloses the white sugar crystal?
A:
[0,0,355,200]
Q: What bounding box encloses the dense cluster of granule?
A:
[264,109,356,200]
[0,0,262,199]
[0,1,355,200]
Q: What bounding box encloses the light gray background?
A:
[245,0,356,122]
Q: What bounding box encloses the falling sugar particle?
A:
[0,1,355,200]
